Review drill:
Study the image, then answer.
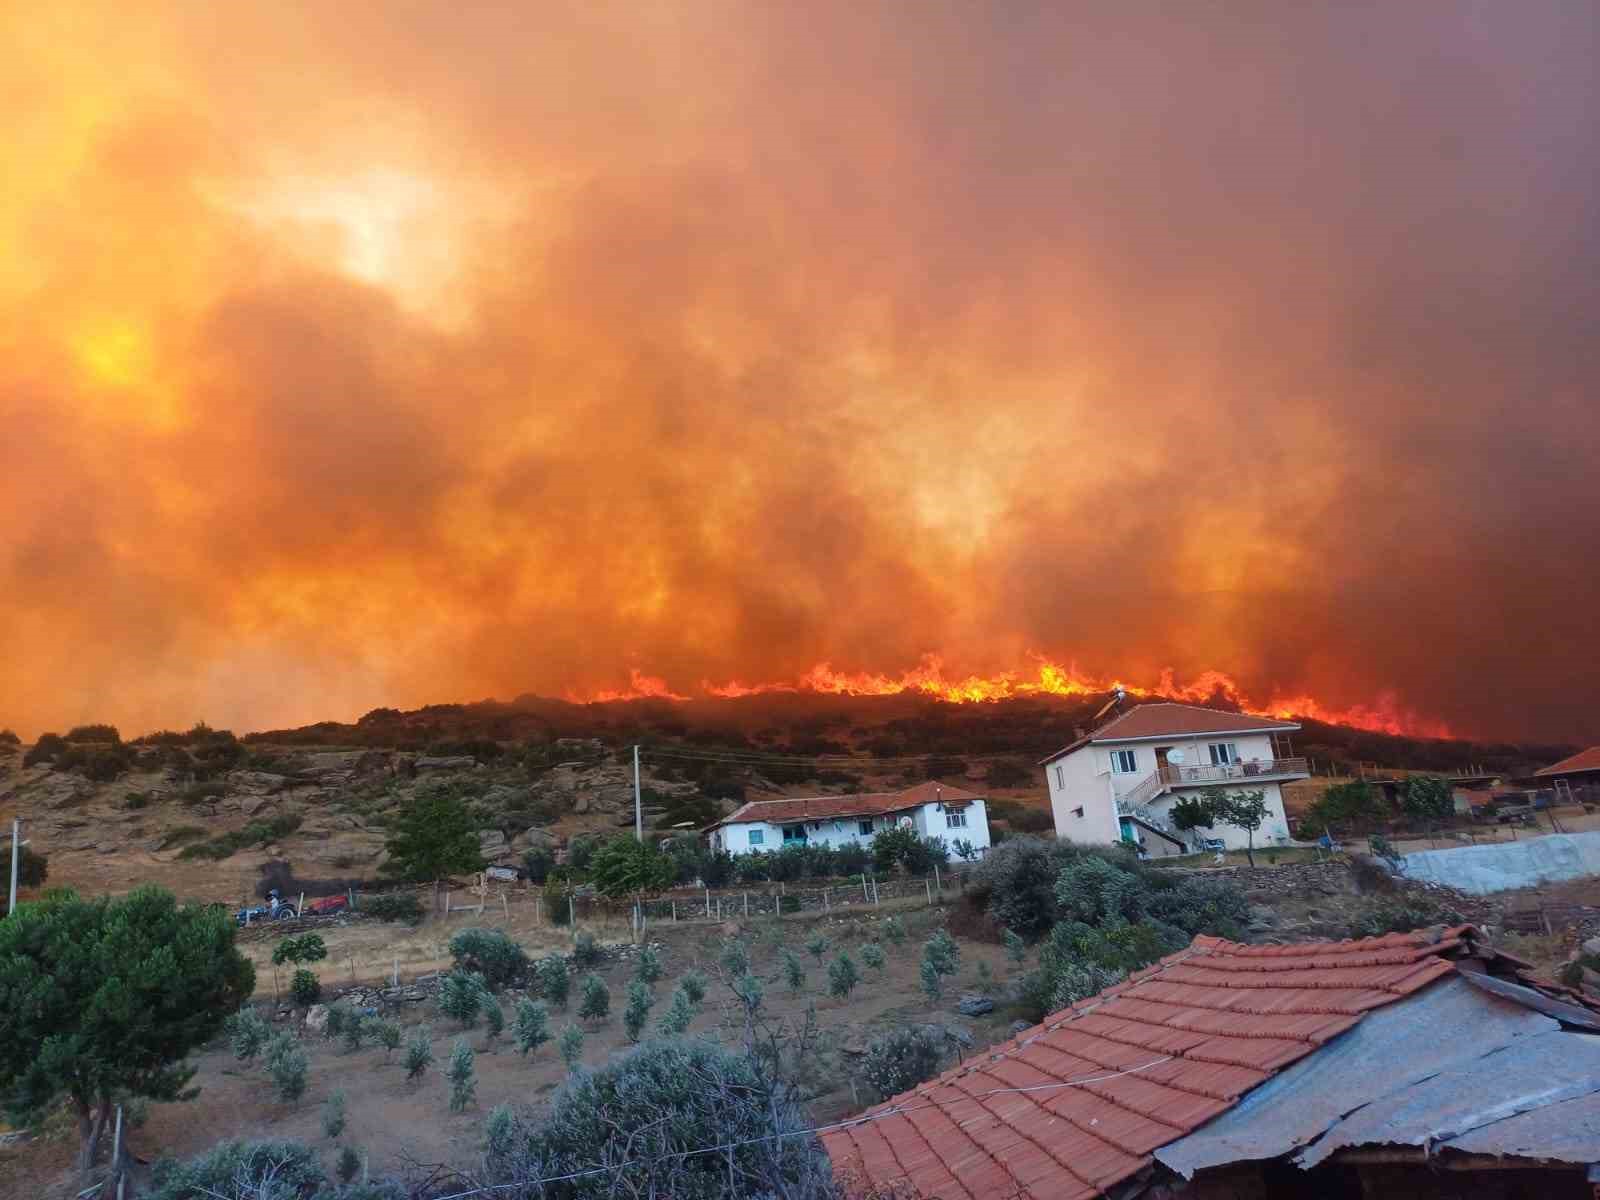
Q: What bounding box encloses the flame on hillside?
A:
[565,654,1452,739]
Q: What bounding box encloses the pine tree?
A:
[860,942,886,973]
[559,1024,585,1071]
[578,975,610,1023]
[623,981,653,1043]
[781,948,805,992]
[404,1028,434,1081]
[513,999,550,1055]
[447,1040,477,1113]
[828,951,861,1000]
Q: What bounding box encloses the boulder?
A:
[228,771,288,796]
[304,1004,330,1034]
[956,993,995,1017]
[239,794,273,817]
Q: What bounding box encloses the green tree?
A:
[679,970,707,1006]
[1003,929,1028,967]
[1168,795,1217,831]
[270,933,328,968]
[635,944,663,986]
[559,1023,585,1070]
[289,969,320,1008]
[514,999,550,1054]
[537,955,570,1008]
[827,951,861,1000]
[919,957,944,1004]
[375,1020,403,1059]
[265,1034,309,1106]
[321,1090,346,1139]
[448,1040,477,1113]
[656,987,695,1036]
[805,931,830,963]
[381,785,485,909]
[588,836,676,898]
[781,948,805,992]
[404,1028,434,1081]
[439,970,486,1027]
[1213,790,1269,866]
[860,942,886,973]
[623,981,653,1043]
[578,975,610,1023]
[0,886,254,1171]
[1402,775,1454,821]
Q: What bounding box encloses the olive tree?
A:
[0,886,255,1172]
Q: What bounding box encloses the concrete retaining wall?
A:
[1402,831,1600,895]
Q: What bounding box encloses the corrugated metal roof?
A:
[821,929,1465,1200]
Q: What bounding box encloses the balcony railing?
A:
[1160,756,1308,787]
[1114,770,1167,808]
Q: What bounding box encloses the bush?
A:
[448,1040,477,1113]
[360,892,425,924]
[635,944,663,985]
[439,970,486,1027]
[514,999,550,1054]
[147,1139,326,1200]
[731,972,764,1016]
[537,955,571,1008]
[449,928,530,990]
[1402,775,1454,820]
[1301,779,1387,835]
[860,942,885,973]
[404,1028,435,1081]
[343,1013,368,1053]
[719,937,750,978]
[967,837,1079,936]
[483,997,505,1041]
[781,948,805,992]
[226,1008,271,1062]
[375,1020,402,1058]
[486,1104,517,1158]
[680,970,707,1006]
[572,931,603,968]
[337,1145,362,1185]
[657,987,695,1036]
[559,1023,584,1070]
[919,957,943,1004]
[522,845,555,884]
[882,916,906,945]
[871,825,921,874]
[289,968,321,1008]
[589,836,676,897]
[1003,928,1028,966]
[1348,896,1462,938]
[271,934,328,967]
[805,932,830,963]
[623,981,654,1043]
[324,1002,351,1042]
[828,952,861,1000]
[22,732,66,767]
[321,1089,346,1139]
[862,1027,944,1100]
[923,930,960,978]
[565,834,600,872]
[698,849,736,889]
[578,975,610,1023]
[543,878,574,926]
[504,1039,827,1199]
[267,1035,309,1104]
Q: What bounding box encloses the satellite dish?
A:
[1167,749,1186,765]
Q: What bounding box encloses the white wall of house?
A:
[1047,730,1299,848]
[713,799,991,859]
[1145,783,1293,850]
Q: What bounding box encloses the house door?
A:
[1155,747,1174,784]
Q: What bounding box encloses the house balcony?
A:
[1160,757,1309,788]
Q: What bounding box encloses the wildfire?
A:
[575,654,1453,739]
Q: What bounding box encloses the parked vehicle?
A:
[235,888,298,926]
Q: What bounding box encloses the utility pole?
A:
[633,745,643,842]
[8,818,27,914]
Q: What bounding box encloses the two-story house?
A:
[705,780,992,859]
[1040,702,1308,853]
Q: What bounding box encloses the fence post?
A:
[744,892,749,918]
[925,878,933,905]
[569,895,575,928]
[705,887,711,918]
[933,864,941,894]
[393,955,399,987]
[861,874,869,902]
[445,890,451,916]
[672,899,677,922]
[823,888,830,914]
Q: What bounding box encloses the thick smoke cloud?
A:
[3,2,1597,742]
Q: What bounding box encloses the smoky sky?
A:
[2,1,1597,743]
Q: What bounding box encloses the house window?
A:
[858,820,874,836]
[782,824,807,844]
[1209,743,1238,766]
[1110,749,1138,774]
[1272,732,1294,759]
[748,829,764,846]
[1054,764,1064,789]
[945,808,967,829]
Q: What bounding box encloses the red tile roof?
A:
[712,780,984,829]
[1536,746,1600,777]
[1042,703,1300,764]
[822,928,1469,1200]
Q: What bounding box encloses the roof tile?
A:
[822,928,1470,1199]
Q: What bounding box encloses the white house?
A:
[705,780,991,860]
[1040,702,1308,853]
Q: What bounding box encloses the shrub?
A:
[860,942,885,973]
[679,970,707,1006]
[781,948,805,992]
[226,1008,271,1062]
[828,951,861,1000]
[657,987,695,1036]
[147,1139,326,1200]
[321,1090,347,1139]
[871,825,920,874]
[449,928,530,990]
[271,934,328,967]
[882,916,906,946]
[572,931,604,968]
[544,878,574,926]
[862,1027,944,1100]
[578,975,610,1023]
[1003,928,1028,966]
[324,1002,351,1041]
[343,1014,367,1053]
[439,970,486,1027]
[559,1023,585,1070]
[589,836,677,897]
[805,931,830,962]
[22,732,66,767]
[268,1036,309,1104]
[731,972,764,1016]
[635,944,664,986]
[375,1020,402,1058]
[967,836,1077,937]
[1348,896,1462,938]
[1402,775,1454,820]
[514,999,550,1054]
[404,1028,435,1081]
[537,955,570,1008]
[698,849,736,889]
[361,892,425,924]
[448,1040,477,1113]
[289,968,321,1008]
[486,1103,517,1158]
[509,1039,826,1199]
[565,834,600,872]
[923,930,960,978]
[337,1144,362,1185]
[522,845,555,884]
[919,957,943,1004]
[623,981,654,1043]
[483,996,506,1041]
[718,937,750,978]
